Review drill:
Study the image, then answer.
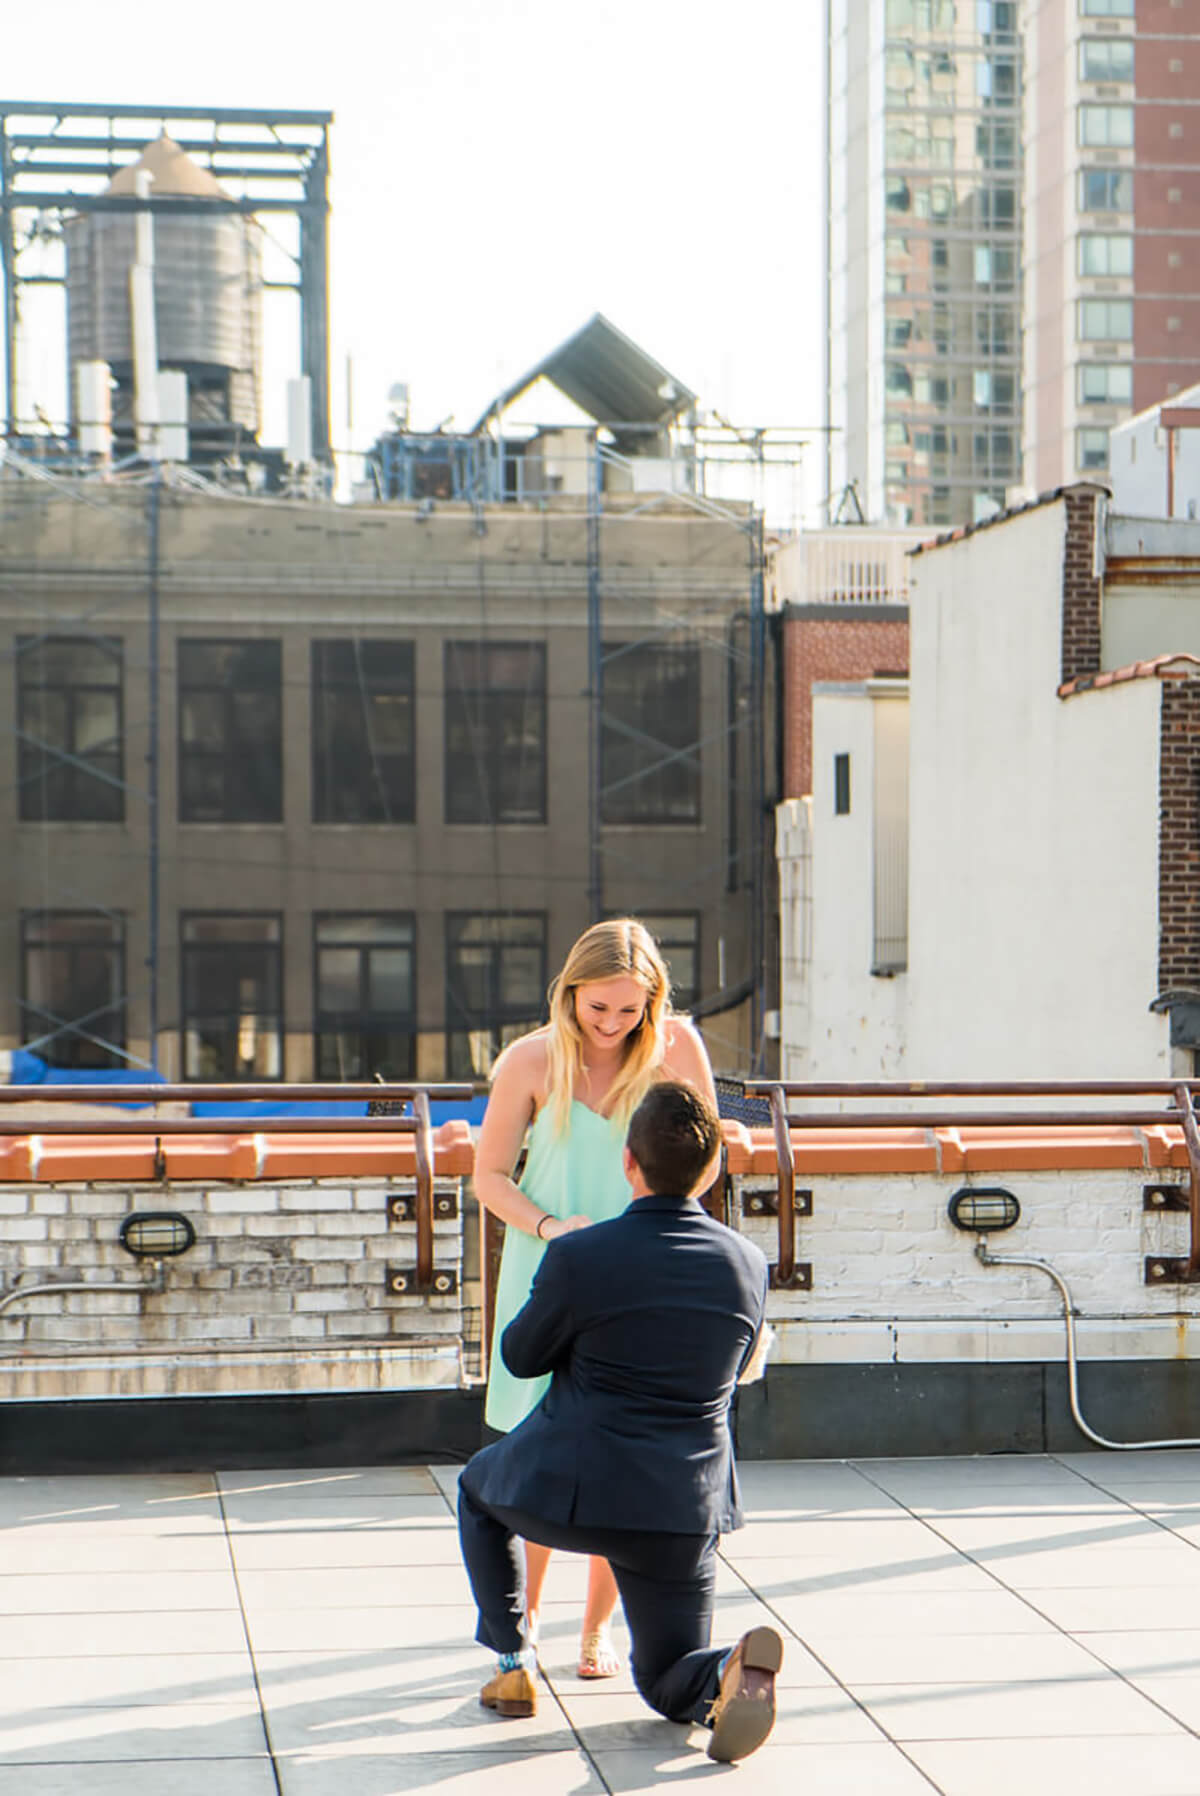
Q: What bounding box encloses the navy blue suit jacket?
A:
[469,1194,769,1535]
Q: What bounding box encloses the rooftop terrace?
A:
[10,1453,1200,1794]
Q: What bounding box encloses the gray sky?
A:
[5,0,826,503]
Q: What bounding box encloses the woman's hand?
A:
[540,1214,592,1241]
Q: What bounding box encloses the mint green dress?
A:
[485,1099,631,1433]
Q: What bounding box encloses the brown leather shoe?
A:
[705,1626,782,1762]
[479,1664,537,1719]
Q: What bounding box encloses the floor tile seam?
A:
[214,1485,285,1796]
[716,1547,948,1793]
[848,1456,1200,1745]
[416,1471,616,1793]
[1047,1451,1200,1557]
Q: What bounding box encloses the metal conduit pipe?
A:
[0,1262,167,1319]
[975,1241,1200,1451]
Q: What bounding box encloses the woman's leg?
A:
[524,1539,552,1643]
[578,1555,622,1677]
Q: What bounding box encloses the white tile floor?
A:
[7,1454,1200,1792]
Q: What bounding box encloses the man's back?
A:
[484,1193,768,1533]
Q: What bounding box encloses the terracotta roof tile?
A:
[1058,652,1200,699]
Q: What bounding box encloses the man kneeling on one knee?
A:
[457,1079,780,1764]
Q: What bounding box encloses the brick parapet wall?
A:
[782,611,909,797]
[1159,677,1200,991]
[0,1175,463,1384]
[1061,489,1104,685]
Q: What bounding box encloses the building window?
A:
[1080,298,1133,340]
[1078,364,1133,405]
[1079,234,1133,277]
[601,641,702,825]
[639,914,700,1010]
[1080,0,1134,14]
[977,0,1017,34]
[1080,105,1134,149]
[20,911,125,1068]
[1079,168,1133,213]
[444,641,546,825]
[1080,38,1134,82]
[181,914,281,1079]
[16,636,123,822]
[445,913,546,1080]
[1077,428,1111,471]
[312,639,415,823]
[834,754,852,816]
[178,640,282,823]
[314,914,415,1080]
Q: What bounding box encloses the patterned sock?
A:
[498,1650,530,1673]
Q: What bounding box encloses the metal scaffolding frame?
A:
[0,100,332,458]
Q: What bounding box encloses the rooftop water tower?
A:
[63,133,263,458]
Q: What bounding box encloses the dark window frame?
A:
[313,912,417,1081]
[444,641,547,825]
[601,640,703,827]
[16,634,124,823]
[177,638,283,824]
[444,911,548,1080]
[312,639,416,824]
[19,909,126,1068]
[834,754,852,816]
[180,911,283,1081]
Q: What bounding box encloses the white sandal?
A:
[577,1625,621,1679]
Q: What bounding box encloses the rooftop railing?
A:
[744,1081,1200,1290]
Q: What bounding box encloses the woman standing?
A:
[474,917,718,1679]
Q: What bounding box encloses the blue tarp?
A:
[6,1054,487,1126]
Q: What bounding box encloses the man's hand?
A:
[541,1214,592,1241]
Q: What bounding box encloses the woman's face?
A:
[573,975,648,1054]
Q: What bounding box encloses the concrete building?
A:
[825,0,1023,530]
[769,521,922,799]
[1023,0,1200,492]
[1108,377,1200,518]
[0,467,765,1085]
[779,482,1200,1079]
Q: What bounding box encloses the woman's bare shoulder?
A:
[491,1028,551,1093]
[661,1014,716,1091]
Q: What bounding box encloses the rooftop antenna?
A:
[832,479,866,525]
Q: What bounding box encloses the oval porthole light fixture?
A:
[119,1211,196,1258]
[947,1187,1020,1233]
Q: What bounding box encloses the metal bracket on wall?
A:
[1145,1257,1200,1286]
[743,1186,814,1219]
[387,1190,459,1223]
[387,1263,458,1298]
[1143,1183,1190,1213]
[769,1261,813,1291]
[1143,1084,1200,1283]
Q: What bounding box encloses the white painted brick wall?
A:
[0,1172,466,1397]
[736,1166,1200,1365]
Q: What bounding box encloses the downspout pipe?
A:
[0,1262,167,1320]
[976,1241,1200,1451]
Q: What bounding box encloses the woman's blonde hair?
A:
[543,918,672,1132]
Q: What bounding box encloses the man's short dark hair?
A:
[626,1081,722,1196]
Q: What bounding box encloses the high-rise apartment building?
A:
[826,0,1022,529]
[1023,0,1200,492]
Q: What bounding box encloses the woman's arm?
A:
[474,1034,591,1243]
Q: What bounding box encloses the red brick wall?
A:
[1061,489,1104,686]
[1159,677,1200,992]
[782,612,909,798]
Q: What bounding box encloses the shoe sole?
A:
[706,1626,783,1763]
[483,1697,536,1718]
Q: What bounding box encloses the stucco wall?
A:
[905,500,1168,1077]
